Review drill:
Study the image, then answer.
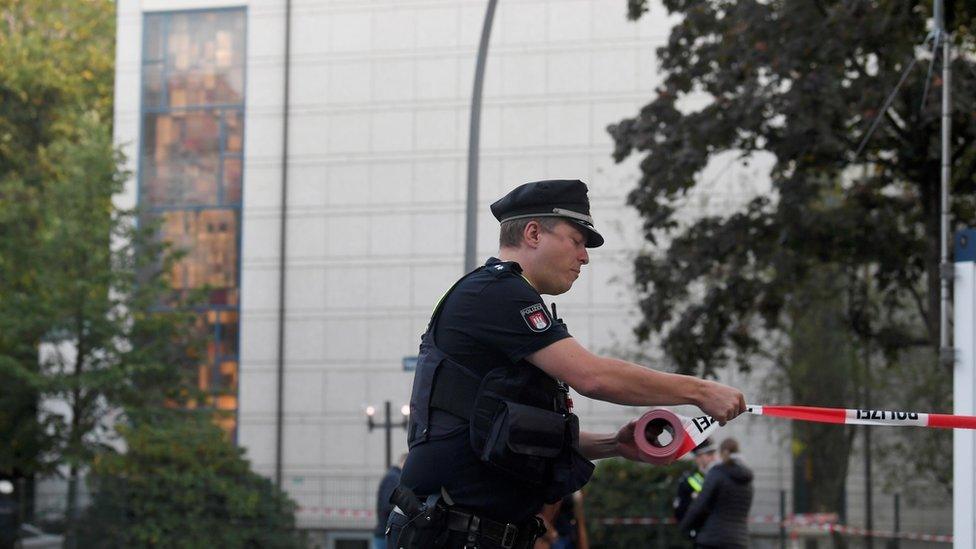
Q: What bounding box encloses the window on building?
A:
[140,8,246,441]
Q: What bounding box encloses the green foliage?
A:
[78,414,303,548]
[0,0,121,479]
[785,269,858,512]
[612,0,976,375]
[612,0,975,506]
[584,458,694,549]
[0,3,209,538]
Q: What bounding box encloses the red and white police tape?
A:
[598,514,953,543]
[634,404,976,464]
[295,507,953,543]
[296,507,374,519]
[599,513,836,526]
[796,523,954,543]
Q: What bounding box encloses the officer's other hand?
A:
[613,419,643,461]
[698,380,746,425]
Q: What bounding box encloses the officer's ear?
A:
[523,220,544,249]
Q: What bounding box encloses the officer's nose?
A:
[580,247,589,265]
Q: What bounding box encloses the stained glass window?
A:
[140,8,245,440]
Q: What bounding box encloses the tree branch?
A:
[907,283,932,337]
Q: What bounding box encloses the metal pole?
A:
[937,1,953,367]
[464,0,498,272]
[863,292,874,549]
[384,401,392,470]
[893,493,901,549]
[657,497,666,549]
[274,0,293,489]
[954,229,976,549]
[865,425,873,548]
[779,490,787,549]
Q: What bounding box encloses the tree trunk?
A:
[64,312,86,549]
[788,269,858,533]
[65,464,78,549]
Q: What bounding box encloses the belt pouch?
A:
[476,400,566,485]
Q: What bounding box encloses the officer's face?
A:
[537,221,589,294]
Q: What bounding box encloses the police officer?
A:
[673,438,718,523]
[374,454,407,549]
[387,180,746,549]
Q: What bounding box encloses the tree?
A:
[584,458,693,549]
[0,0,118,499]
[611,0,976,512]
[78,413,302,549]
[0,0,205,534]
[33,111,206,536]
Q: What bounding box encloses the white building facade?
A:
[113,0,948,546]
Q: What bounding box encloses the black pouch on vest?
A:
[544,445,595,503]
[474,399,567,485]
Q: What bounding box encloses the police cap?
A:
[691,438,716,456]
[490,179,604,248]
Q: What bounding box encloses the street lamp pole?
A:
[366,400,409,469]
[464,0,499,272]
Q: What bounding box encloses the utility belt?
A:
[389,486,545,549]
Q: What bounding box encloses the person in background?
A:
[534,491,588,549]
[678,438,754,549]
[374,454,407,549]
[673,438,718,523]
[552,491,588,549]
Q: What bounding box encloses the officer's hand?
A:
[613,419,644,462]
[697,379,746,425]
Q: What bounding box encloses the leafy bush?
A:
[584,458,694,549]
[78,414,302,548]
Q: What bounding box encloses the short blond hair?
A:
[498,217,562,248]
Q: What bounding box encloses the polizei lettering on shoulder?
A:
[854,409,920,421]
[692,416,716,433]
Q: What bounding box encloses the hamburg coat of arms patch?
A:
[519,303,552,332]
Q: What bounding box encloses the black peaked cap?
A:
[691,438,715,456]
[490,179,604,248]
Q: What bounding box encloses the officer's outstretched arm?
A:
[576,420,642,460]
[527,337,745,423]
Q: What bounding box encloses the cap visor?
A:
[570,220,604,248]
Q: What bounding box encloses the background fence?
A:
[7,476,954,548]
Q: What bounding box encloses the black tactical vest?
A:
[406,264,593,500]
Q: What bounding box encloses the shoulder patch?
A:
[520,303,552,332]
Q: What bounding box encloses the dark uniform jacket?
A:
[673,470,704,522]
[374,465,402,537]
[678,458,754,548]
[399,258,572,523]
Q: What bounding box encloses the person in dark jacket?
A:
[678,438,754,548]
[374,454,407,549]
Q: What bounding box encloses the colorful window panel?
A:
[140,8,245,441]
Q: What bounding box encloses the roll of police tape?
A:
[633,409,720,464]
[633,404,976,463]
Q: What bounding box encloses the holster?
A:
[389,486,450,549]
[390,486,547,549]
